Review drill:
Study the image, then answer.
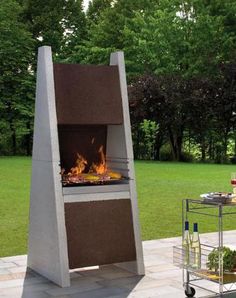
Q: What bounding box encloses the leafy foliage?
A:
[0,0,35,155]
[129,69,236,162]
[1,0,236,160]
[133,120,159,160]
[86,0,112,26]
[22,0,87,57]
[207,247,236,273]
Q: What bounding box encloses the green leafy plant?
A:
[207,247,236,272]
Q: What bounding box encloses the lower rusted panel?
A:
[64,199,136,269]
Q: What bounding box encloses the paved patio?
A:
[1,231,236,298]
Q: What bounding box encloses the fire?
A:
[68,146,107,176]
[90,145,107,174]
[62,145,123,185]
[70,153,87,175]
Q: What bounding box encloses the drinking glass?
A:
[231,173,236,194]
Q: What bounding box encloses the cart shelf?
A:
[173,244,236,284]
[173,198,236,297]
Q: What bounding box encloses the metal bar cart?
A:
[173,198,236,297]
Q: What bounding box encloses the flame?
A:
[68,146,107,175]
[90,145,107,174]
[70,153,87,175]
[62,145,123,185]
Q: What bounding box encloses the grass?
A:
[0,157,31,257]
[0,157,236,257]
[136,161,236,240]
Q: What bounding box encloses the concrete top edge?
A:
[111,50,124,54]
[38,45,52,50]
[37,46,124,56]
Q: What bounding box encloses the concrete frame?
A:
[28,46,144,287]
[28,46,70,287]
[109,52,145,275]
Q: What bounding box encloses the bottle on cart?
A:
[182,221,191,266]
[191,223,201,269]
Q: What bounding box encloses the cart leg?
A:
[218,204,223,296]
[187,270,190,284]
[183,270,190,292]
[184,272,196,297]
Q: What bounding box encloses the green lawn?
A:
[0,157,31,257]
[136,161,236,241]
[0,157,236,257]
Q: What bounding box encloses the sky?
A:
[83,0,90,11]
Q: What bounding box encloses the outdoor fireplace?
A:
[28,46,145,287]
[58,125,126,186]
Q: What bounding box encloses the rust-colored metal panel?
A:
[58,125,107,172]
[64,200,136,269]
[53,64,123,125]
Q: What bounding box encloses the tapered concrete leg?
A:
[110,52,145,275]
[28,46,70,287]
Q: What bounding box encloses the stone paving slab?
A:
[1,232,236,297]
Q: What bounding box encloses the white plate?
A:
[200,192,236,200]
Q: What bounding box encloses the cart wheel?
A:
[185,286,195,297]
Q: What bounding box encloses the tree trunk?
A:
[168,126,183,161]
[25,121,32,156]
[201,146,206,161]
[222,130,229,161]
[200,138,206,161]
[136,126,141,160]
[176,135,183,161]
[154,144,161,160]
[154,132,164,160]
[234,132,236,156]
[208,136,214,161]
[168,127,178,160]
[9,121,16,155]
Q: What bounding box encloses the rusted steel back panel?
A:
[53,64,123,125]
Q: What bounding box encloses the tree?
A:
[86,0,112,26]
[122,0,236,79]
[129,75,168,160]
[130,67,236,162]
[87,0,156,48]
[22,0,87,57]
[69,0,157,69]
[69,0,236,81]
[0,0,34,155]
[159,75,192,161]
[129,74,192,161]
[212,64,236,162]
[184,77,215,161]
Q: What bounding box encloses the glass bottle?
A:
[191,223,201,269]
[182,221,191,267]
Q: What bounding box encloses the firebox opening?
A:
[58,124,127,186]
